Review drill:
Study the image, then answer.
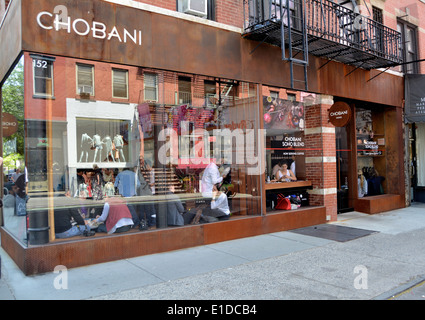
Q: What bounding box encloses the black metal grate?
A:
[243,0,403,69]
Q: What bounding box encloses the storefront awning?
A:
[405,74,425,123]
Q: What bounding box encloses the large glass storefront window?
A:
[262,87,321,211]
[356,106,387,197]
[2,53,264,246]
[1,55,27,244]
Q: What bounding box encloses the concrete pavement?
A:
[1,202,425,300]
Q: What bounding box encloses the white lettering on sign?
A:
[3,121,17,127]
[282,136,305,147]
[330,110,348,117]
[36,10,142,46]
[364,141,378,149]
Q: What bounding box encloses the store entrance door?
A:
[336,126,354,213]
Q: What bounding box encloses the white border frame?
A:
[66,98,137,170]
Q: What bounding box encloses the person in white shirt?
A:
[201,162,224,199]
[203,184,230,221]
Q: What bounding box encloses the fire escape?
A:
[243,0,403,90]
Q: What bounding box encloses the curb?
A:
[373,275,425,300]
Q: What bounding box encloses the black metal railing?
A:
[305,0,401,62]
[243,0,403,66]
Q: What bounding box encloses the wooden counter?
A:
[264,181,312,190]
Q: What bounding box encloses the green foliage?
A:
[2,57,24,156]
[3,153,24,170]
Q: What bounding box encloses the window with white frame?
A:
[31,54,55,98]
[144,72,158,102]
[112,69,128,99]
[77,64,94,96]
[177,0,215,20]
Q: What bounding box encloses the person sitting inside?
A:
[202,185,230,220]
[275,163,297,182]
[94,196,134,234]
[166,185,185,226]
[272,160,284,180]
[55,194,93,239]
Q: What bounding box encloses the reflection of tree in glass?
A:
[2,57,24,156]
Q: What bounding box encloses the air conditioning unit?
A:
[79,85,92,95]
[182,0,207,17]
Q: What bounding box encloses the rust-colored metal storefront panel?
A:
[317,62,404,109]
[261,207,327,234]
[21,0,148,66]
[203,217,263,245]
[354,194,404,214]
[1,226,205,275]
[0,0,23,83]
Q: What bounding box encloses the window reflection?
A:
[2,55,265,245]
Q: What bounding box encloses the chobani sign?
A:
[328,101,351,127]
[36,5,142,46]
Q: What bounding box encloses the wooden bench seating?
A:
[354,194,404,214]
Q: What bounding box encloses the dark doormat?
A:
[289,224,378,242]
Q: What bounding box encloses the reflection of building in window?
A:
[204,80,216,106]
[112,69,129,99]
[144,72,158,102]
[77,64,94,96]
[270,90,279,99]
[31,54,55,98]
[178,76,192,104]
[287,93,296,102]
[76,117,130,163]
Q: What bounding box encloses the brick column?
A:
[304,95,337,221]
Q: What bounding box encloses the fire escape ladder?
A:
[281,0,309,90]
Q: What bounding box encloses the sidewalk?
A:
[1,202,425,300]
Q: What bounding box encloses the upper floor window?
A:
[177,0,215,21]
[397,20,419,74]
[112,69,128,99]
[372,6,384,52]
[77,64,94,96]
[30,54,55,99]
[144,72,158,102]
[372,6,383,24]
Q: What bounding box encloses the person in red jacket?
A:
[94,196,134,234]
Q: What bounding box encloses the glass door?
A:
[336,126,354,213]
